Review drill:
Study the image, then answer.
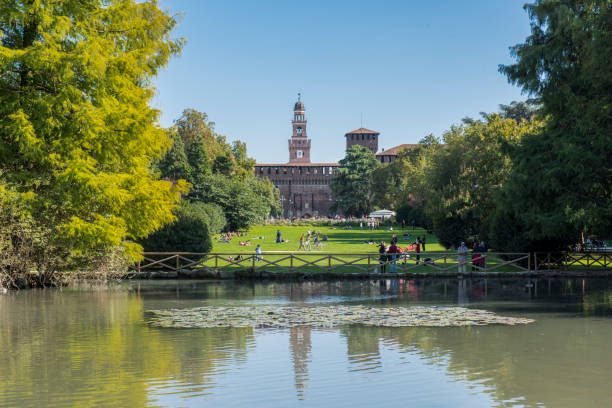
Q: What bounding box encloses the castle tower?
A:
[345,128,380,154]
[288,94,311,163]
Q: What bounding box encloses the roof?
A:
[345,128,380,135]
[255,162,339,167]
[375,144,418,156]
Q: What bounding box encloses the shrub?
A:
[140,202,212,253]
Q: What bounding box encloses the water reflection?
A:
[0,278,611,407]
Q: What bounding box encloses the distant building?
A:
[345,128,379,154]
[375,144,419,163]
[254,96,339,218]
[255,96,426,218]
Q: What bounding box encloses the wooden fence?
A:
[534,252,612,270]
[135,251,533,274]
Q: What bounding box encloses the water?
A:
[1,278,611,407]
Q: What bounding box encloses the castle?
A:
[254,96,404,218]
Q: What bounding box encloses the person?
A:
[402,219,406,229]
[421,235,426,252]
[298,234,305,251]
[378,242,388,273]
[360,221,363,229]
[388,241,400,272]
[414,238,421,264]
[255,244,263,261]
[478,241,487,269]
[471,242,480,271]
[305,234,312,251]
[391,234,397,245]
[313,234,322,249]
[457,241,468,274]
[276,229,282,243]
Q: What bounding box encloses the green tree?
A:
[140,202,212,253]
[0,0,187,280]
[424,115,542,248]
[158,131,191,181]
[331,145,380,217]
[496,0,612,249]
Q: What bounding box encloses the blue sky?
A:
[154,0,532,163]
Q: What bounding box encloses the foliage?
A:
[0,0,187,284]
[140,202,212,253]
[157,109,279,231]
[496,0,612,250]
[187,202,227,235]
[188,174,280,231]
[331,145,380,217]
[424,115,543,248]
[370,135,440,221]
[395,204,431,230]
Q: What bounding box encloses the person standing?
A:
[305,234,312,251]
[378,242,388,273]
[391,234,398,245]
[414,238,421,264]
[388,241,399,272]
[457,241,468,274]
[421,235,426,252]
[298,234,305,251]
[255,244,263,261]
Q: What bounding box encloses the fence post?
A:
[290,254,293,271]
[215,254,218,269]
[328,255,331,272]
[138,260,141,274]
[528,253,531,271]
[176,254,179,271]
[534,253,538,271]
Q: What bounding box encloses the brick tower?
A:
[345,128,379,154]
[288,94,311,163]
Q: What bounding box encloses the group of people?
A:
[297,230,326,251]
[215,231,245,243]
[377,235,427,273]
[456,241,488,273]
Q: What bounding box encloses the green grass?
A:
[212,224,447,254]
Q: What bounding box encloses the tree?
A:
[498,100,540,123]
[158,132,191,181]
[497,0,612,249]
[0,0,187,280]
[140,202,212,253]
[331,145,380,217]
[424,115,542,248]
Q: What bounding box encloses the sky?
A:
[154,0,533,164]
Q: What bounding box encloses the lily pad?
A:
[146,305,534,328]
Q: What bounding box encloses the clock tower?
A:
[288,94,311,163]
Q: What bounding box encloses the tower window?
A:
[297,150,303,158]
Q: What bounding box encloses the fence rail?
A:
[534,252,612,270]
[135,251,538,275]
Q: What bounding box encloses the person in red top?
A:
[414,238,421,264]
[388,242,400,272]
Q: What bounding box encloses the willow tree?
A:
[0,0,187,284]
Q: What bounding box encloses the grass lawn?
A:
[211,224,448,254]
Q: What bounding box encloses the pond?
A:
[1,278,611,407]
